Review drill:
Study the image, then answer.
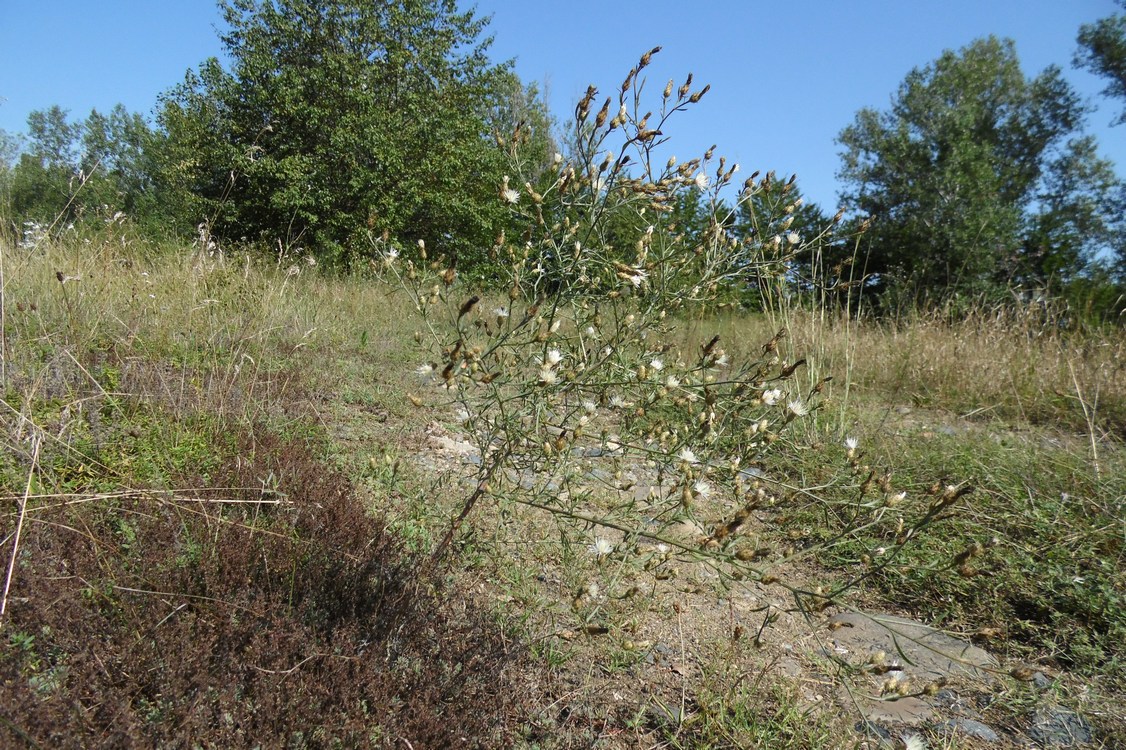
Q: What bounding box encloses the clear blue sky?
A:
[2,1,1123,211]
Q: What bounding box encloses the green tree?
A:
[82,105,156,203]
[734,173,851,307]
[1076,0,1126,126]
[0,129,24,230]
[487,72,557,182]
[1019,136,1126,290]
[26,106,80,168]
[0,129,22,170]
[9,107,81,224]
[837,36,1121,303]
[6,105,160,231]
[157,0,528,266]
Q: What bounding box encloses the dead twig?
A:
[1,435,40,628]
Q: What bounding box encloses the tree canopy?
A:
[1,105,157,234]
[157,0,541,266]
[837,36,1125,304]
[1076,0,1126,126]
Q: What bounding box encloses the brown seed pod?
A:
[457,295,480,319]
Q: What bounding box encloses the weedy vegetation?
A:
[1,19,1124,750]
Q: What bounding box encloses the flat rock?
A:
[776,657,803,678]
[826,612,998,727]
[1028,707,1093,747]
[851,694,934,726]
[827,612,997,684]
[937,717,1002,743]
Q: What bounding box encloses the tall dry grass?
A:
[682,302,1125,438]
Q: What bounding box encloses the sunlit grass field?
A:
[2,230,1122,747]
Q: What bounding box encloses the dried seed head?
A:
[689,84,711,103]
[639,45,661,67]
[595,97,611,128]
[457,295,480,319]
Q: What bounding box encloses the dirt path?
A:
[330,393,1106,749]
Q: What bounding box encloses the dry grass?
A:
[0,233,537,748]
[3,230,1123,747]
[679,304,1125,438]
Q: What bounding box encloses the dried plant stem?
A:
[1067,360,1101,479]
[112,585,264,617]
[0,239,6,390]
[250,652,345,676]
[0,489,290,512]
[40,158,100,242]
[429,445,511,566]
[1,435,40,628]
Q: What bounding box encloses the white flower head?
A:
[786,231,801,245]
[693,479,712,498]
[545,348,564,367]
[538,368,558,385]
[502,187,521,204]
[589,537,614,557]
[902,734,927,750]
[665,375,681,389]
[582,399,598,414]
[649,358,664,371]
[415,363,435,379]
[761,388,783,406]
[786,400,809,418]
[678,447,698,464]
[694,172,710,190]
[493,306,509,318]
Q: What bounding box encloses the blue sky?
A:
[2,1,1123,211]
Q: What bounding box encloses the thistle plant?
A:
[379,51,973,633]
